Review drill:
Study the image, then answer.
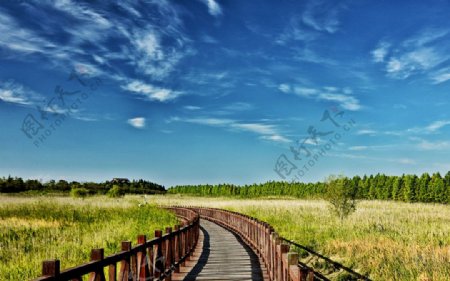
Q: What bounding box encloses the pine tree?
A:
[402,175,417,202]
[392,175,403,200]
[417,173,431,202]
[430,173,445,203]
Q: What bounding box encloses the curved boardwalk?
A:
[174,220,268,281]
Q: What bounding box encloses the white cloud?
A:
[302,0,343,33]
[348,146,368,151]
[318,92,361,111]
[170,117,290,143]
[127,117,146,128]
[293,87,319,97]
[223,102,253,111]
[122,80,181,102]
[373,29,450,80]
[184,105,201,110]
[260,135,291,143]
[0,89,30,105]
[0,11,55,55]
[431,72,450,84]
[278,84,291,93]
[386,47,447,79]
[425,120,450,132]
[276,17,319,45]
[231,123,277,135]
[356,129,377,135]
[0,80,39,105]
[279,83,361,111]
[185,117,233,126]
[431,67,450,84]
[371,42,390,62]
[417,139,450,150]
[199,0,222,16]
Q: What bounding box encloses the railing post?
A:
[137,235,149,280]
[270,233,279,280]
[279,243,290,281]
[180,223,186,267]
[109,262,117,281]
[42,260,60,277]
[89,248,106,281]
[287,252,300,281]
[119,241,132,281]
[165,227,173,281]
[153,230,164,278]
[173,225,181,273]
[299,267,309,281]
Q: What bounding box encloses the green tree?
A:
[325,175,357,221]
[391,176,402,200]
[430,173,445,203]
[417,173,431,202]
[402,175,417,202]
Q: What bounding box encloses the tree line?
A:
[0,177,166,195]
[168,172,450,204]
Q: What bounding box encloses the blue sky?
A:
[1,0,450,186]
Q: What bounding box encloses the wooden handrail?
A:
[32,207,199,281]
[188,206,371,281]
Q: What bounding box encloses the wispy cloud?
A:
[198,0,222,16]
[0,1,191,90]
[371,42,390,62]
[356,129,377,135]
[416,139,450,150]
[170,116,291,143]
[184,105,202,110]
[122,80,181,102]
[430,67,450,84]
[0,80,40,105]
[279,84,361,111]
[372,28,450,80]
[425,120,450,132]
[127,117,146,129]
[302,0,345,34]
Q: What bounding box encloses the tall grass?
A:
[153,195,450,281]
[3,194,449,280]
[0,195,177,280]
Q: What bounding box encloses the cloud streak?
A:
[372,28,450,81]
[279,84,361,111]
[170,116,291,143]
[122,80,181,102]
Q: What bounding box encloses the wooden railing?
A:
[32,207,199,281]
[189,207,370,281]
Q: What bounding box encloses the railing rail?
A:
[188,206,371,281]
[32,207,199,281]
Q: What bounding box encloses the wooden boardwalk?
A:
[173,220,268,281]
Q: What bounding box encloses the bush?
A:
[107,185,125,198]
[325,175,357,221]
[70,187,89,198]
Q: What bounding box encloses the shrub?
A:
[107,185,125,198]
[325,175,357,221]
[70,187,89,198]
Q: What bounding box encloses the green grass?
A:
[3,194,449,280]
[0,195,178,280]
[154,195,450,281]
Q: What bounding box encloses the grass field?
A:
[0,195,177,280]
[1,194,449,280]
[154,195,450,281]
